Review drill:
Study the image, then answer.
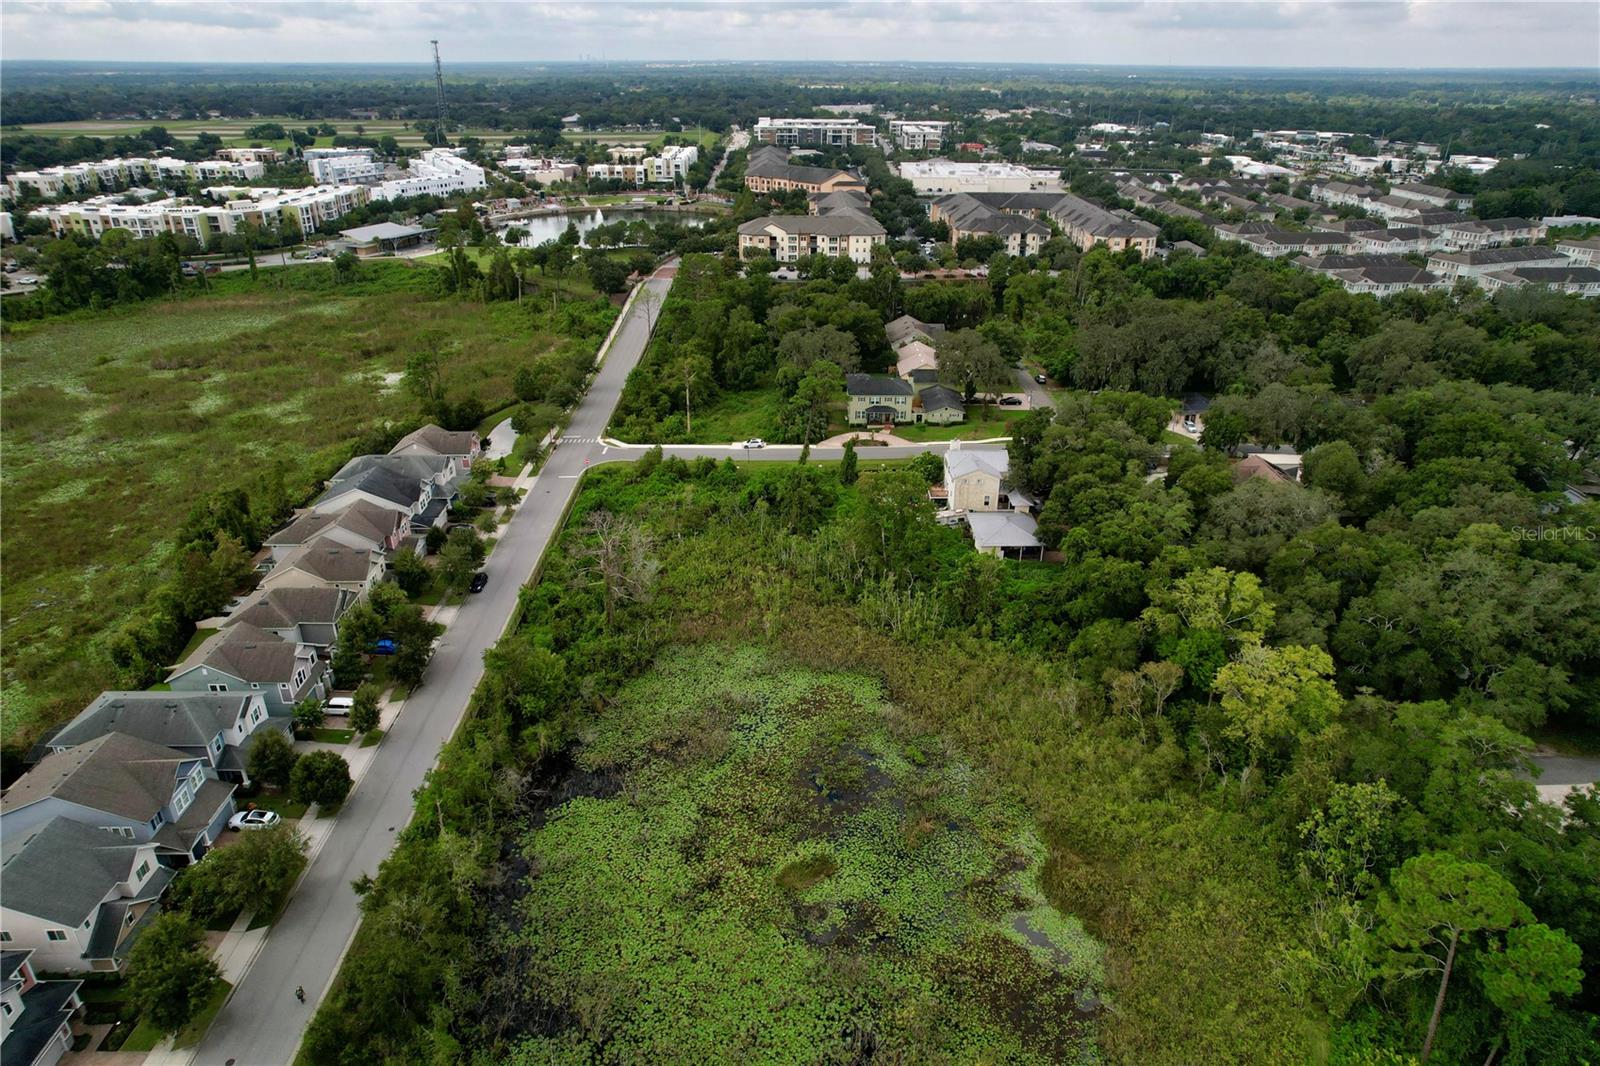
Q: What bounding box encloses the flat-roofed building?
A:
[899,159,1063,195]
[889,120,952,151]
[370,148,486,202]
[754,117,877,147]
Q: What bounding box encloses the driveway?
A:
[193,265,678,1066]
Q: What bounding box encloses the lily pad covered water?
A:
[499,646,1104,1064]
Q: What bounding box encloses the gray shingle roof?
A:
[51,692,252,753]
[1428,246,1570,266]
[736,213,885,238]
[269,538,379,584]
[267,500,403,549]
[4,734,192,823]
[226,586,353,631]
[745,145,859,188]
[389,424,479,458]
[0,818,155,926]
[845,373,913,397]
[918,385,965,413]
[173,623,304,684]
[315,466,421,509]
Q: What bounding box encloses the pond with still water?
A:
[498,208,706,247]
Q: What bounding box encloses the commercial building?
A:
[585,162,648,185]
[888,120,952,151]
[754,117,877,147]
[339,221,436,257]
[370,148,487,202]
[743,146,864,195]
[898,159,1063,195]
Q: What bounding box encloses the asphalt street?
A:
[194,266,679,1066]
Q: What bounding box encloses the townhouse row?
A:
[38,183,370,248]
[7,156,266,198]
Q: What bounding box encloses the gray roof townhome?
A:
[263,500,408,565]
[166,622,329,715]
[1,733,236,866]
[884,314,946,349]
[0,818,174,974]
[43,691,288,786]
[223,586,354,654]
[313,453,463,532]
[388,423,482,465]
[257,536,385,600]
[1,949,84,1066]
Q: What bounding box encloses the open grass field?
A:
[0,260,612,750]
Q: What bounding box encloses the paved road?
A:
[1529,753,1600,806]
[194,266,678,1066]
[1013,367,1053,409]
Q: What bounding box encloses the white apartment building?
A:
[586,163,647,185]
[501,157,580,184]
[308,150,385,184]
[1435,217,1547,252]
[889,120,952,151]
[1426,246,1573,282]
[1555,238,1600,267]
[754,117,877,147]
[41,184,368,247]
[370,148,487,202]
[8,156,263,198]
[644,145,699,184]
[898,159,1063,195]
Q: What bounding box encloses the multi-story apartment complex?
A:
[645,145,699,184]
[737,212,887,264]
[743,146,865,195]
[585,162,648,185]
[1311,180,1381,209]
[1478,266,1600,298]
[7,156,265,198]
[888,120,952,151]
[370,148,487,202]
[928,193,1050,256]
[307,149,386,184]
[1426,246,1574,282]
[1555,237,1600,266]
[40,184,369,247]
[1048,193,1159,258]
[753,117,877,147]
[215,147,282,165]
[501,157,581,184]
[1434,217,1547,251]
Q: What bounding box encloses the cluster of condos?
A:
[1117,171,1600,298]
[20,148,487,250]
[0,426,480,1017]
[752,116,956,153]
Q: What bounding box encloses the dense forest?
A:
[305,239,1598,1063]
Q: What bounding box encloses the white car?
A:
[17,275,39,285]
[229,809,282,831]
[740,438,766,449]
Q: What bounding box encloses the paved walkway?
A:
[193,265,678,1066]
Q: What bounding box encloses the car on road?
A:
[17,275,39,285]
[1034,373,1048,385]
[740,438,766,449]
[229,809,282,832]
[999,396,1024,406]
[469,572,489,593]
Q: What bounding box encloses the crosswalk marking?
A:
[558,436,598,444]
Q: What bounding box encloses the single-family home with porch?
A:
[312,454,462,534]
[913,385,966,425]
[264,501,408,565]
[1,949,83,1066]
[846,374,914,426]
[1,733,236,865]
[223,586,354,654]
[167,623,328,715]
[0,819,175,973]
[257,537,385,599]
[942,447,1035,514]
[43,691,289,787]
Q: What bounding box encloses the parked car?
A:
[1183,417,1198,432]
[740,438,766,449]
[469,571,489,593]
[229,810,282,832]
[371,637,397,656]
[17,275,39,285]
[1034,373,1048,385]
[999,396,1024,406]
[324,696,354,715]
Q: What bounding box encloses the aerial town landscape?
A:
[0,3,1598,1065]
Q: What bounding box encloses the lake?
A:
[498,209,706,247]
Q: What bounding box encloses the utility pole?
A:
[430,40,449,138]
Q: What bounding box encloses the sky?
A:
[2,1,1598,69]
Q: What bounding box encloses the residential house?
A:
[264,500,408,565]
[743,146,865,195]
[1554,237,1600,266]
[1435,217,1547,252]
[1390,182,1470,210]
[885,314,945,349]
[941,447,1034,514]
[1310,180,1380,209]
[167,623,329,715]
[1237,230,1355,258]
[1310,218,1387,234]
[1,734,236,865]
[1394,208,1471,228]
[912,385,966,426]
[895,341,939,379]
[223,586,355,655]
[0,950,83,1066]
[1350,227,1439,255]
[312,453,462,533]
[966,511,1044,559]
[928,193,1050,256]
[1267,193,1318,214]
[43,691,287,787]
[1426,246,1573,282]
[1478,266,1600,298]
[1301,253,1418,275]
[845,374,914,426]
[1325,265,1446,296]
[737,213,886,264]
[257,538,385,600]
[1234,452,1305,483]
[0,819,174,973]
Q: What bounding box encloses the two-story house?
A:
[44,691,288,787]
[0,819,174,974]
[845,374,914,426]
[939,446,1043,559]
[166,623,329,715]
[263,500,408,566]
[312,454,464,534]
[1,949,83,1066]
[2,733,235,865]
[388,423,482,466]
[257,537,385,600]
[223,586,354,658]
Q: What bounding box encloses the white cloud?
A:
[1,0,1596,66]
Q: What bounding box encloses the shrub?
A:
[291,750,353,808]
[350,685,381,734]
[246,728,297,789]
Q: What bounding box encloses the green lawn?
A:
[120,1017,168,1053]
[311,727,355,744]
[891,407,1023,441]
[360,728,385,748]
[242,791,308,820]
[1,264,615,752]
[173,980,234,1050]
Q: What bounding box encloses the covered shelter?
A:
[339,221,436,257]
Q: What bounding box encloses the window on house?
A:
[135,860,152,881]
[46,929,68,942]
[0,931,12,942]
[208,683,228,692]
